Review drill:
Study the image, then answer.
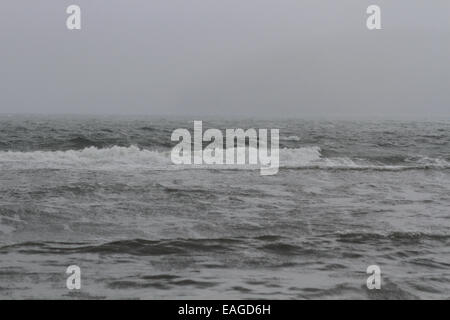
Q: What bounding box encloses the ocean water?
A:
[0,115,449,299]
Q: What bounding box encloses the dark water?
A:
[0,115,449,299]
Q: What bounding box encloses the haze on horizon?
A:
[0,0,449,119]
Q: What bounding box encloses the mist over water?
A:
[0,115,449,299]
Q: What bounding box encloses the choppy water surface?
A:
[0,115,449,299]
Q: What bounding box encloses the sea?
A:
[0,115,449,299]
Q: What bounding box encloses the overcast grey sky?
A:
[0,0,449,118]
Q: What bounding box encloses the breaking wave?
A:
[0,145,449,171]
[282,135,301,141]
[0,146,171,170]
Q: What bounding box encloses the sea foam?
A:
[0,145,449,171]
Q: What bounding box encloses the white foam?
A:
[281,146,322,166]
[282,135,301,141]
[1,145,448,171]
[0,146,171,170]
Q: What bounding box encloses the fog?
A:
[0,0,449,118]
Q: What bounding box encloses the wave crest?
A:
[0,145,170,170]
[0,145,448,171]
